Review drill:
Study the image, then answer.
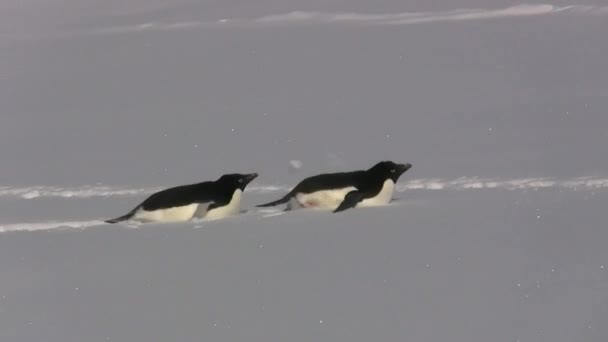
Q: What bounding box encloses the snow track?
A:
[1,177,606,200]
[1,176,607,233]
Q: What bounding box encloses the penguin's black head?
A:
[217,173,258,191]
[368,161,412,182]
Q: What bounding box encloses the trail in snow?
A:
[0,185,163,200]
[396,177,608,191]
[91,4,608,34]
[0,220,106,233]
[0,209,288,233]
[6,4,608,39]
[1,176,607,233]
[1,177,607,200]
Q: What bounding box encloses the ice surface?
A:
[1,1,607,341]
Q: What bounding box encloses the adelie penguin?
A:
[257,161,412,213]
[105,173,258,224]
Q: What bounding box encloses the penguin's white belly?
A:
[204,189,242,220]
[359,180,395,207]
[296,186,357,210]
[134,203,199,223]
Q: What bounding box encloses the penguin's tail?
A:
[105,208,136,224]
[256,193,293,208]
[105,214,132,224]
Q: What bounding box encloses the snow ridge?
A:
[94,4,608,34]
[398,177,608,191]
[0,220,105,233]
[1,177,606,200]
[1,177,606,232]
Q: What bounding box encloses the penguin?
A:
[256,161,412,213]
[105,173,258,224]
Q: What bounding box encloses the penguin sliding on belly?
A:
[256,161,412,213]
[105,173,258,224]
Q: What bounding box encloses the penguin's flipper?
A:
[207,201,224,211]
[256,193,292,208]
[333,190,365,213]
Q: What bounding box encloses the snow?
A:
[16,4,606,35]
[289,159,303,170]
[1,176,606,202]
[1,190,607,341]
[1,1,608,341]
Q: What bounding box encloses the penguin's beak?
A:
[398,163,412,174]
[243,173,258,185]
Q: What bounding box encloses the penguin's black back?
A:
[140,182,220,211]
[293,171,367,194]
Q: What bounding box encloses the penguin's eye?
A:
[390,169,396,173]
[238,179,243,183]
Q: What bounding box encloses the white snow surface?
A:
[1,190,607,342]
[1,1,608,341]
